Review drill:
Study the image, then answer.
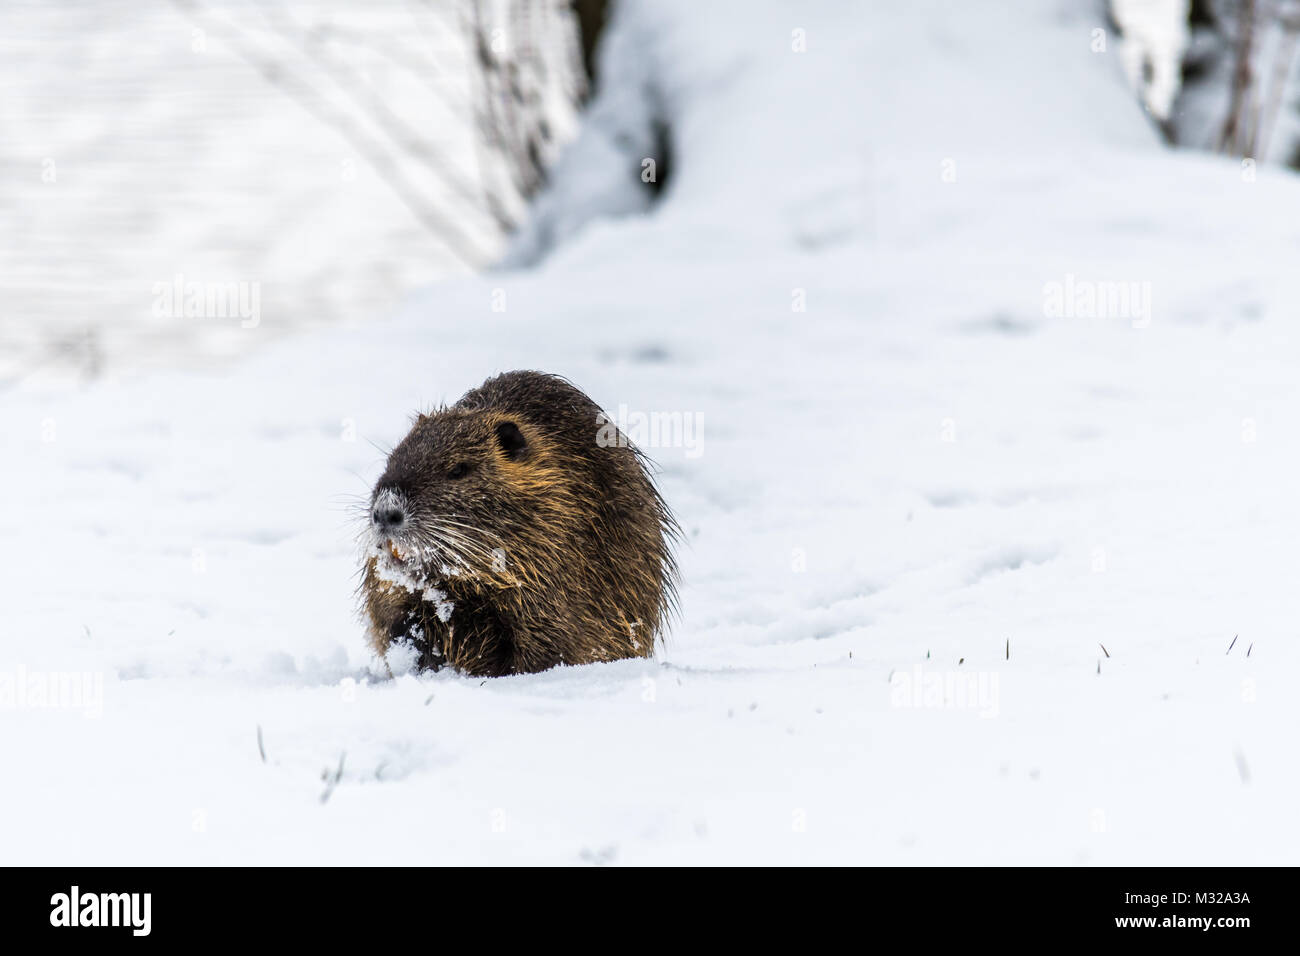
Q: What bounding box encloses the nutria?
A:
[360,370,680,677]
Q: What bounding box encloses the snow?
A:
[0,0,581,384]
[3,0,1298,864]
[1112,0,1190,121]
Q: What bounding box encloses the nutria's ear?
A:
[495,421,528,460]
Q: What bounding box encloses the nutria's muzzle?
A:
[370,487,407,536]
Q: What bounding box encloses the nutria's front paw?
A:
[386,607,447,673]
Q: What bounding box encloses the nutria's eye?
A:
[495,421,528,460]
[447,462,470,480]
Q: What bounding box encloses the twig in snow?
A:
[1218,0,1258,156]
[320,752,347,804]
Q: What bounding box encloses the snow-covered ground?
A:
[3,0,1298,864]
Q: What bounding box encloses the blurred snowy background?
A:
[0,0,584,384]
[2,0,1299,865]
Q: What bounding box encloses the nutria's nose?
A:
[372,504,405,533]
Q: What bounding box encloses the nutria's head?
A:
[367,407,568,588]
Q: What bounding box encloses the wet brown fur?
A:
[360,371,680,677]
